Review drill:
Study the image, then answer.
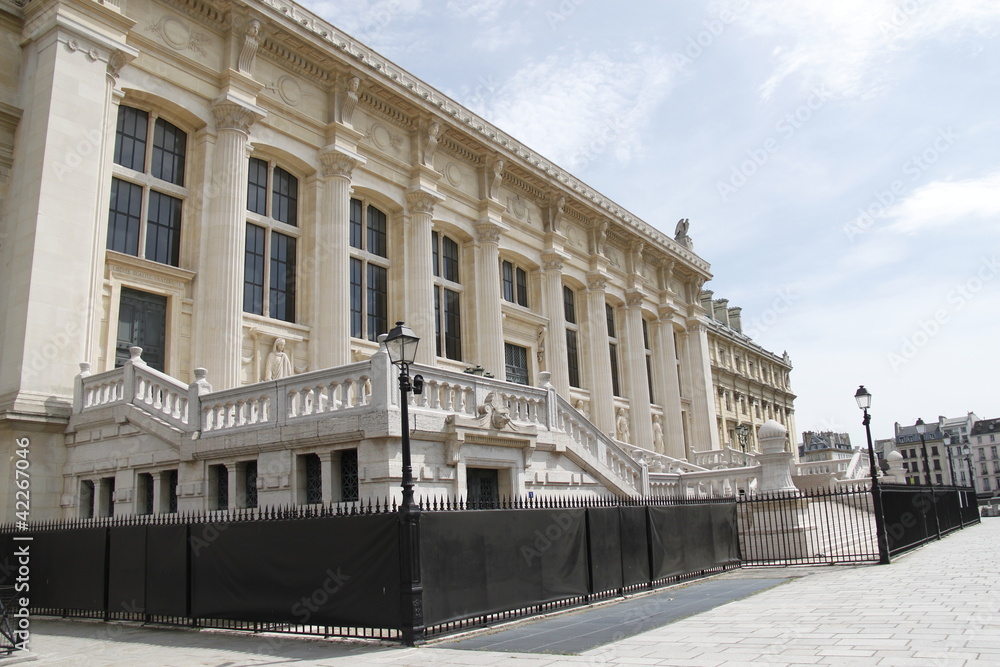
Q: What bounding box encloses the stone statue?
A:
[489,158,504,199]
[342,76,360,126]
[674,218,692,249]
[596,220,609,256]
[574,398,589,420]
[479,391,512,430]
[264,338,293,380]
[238,19,261,74]
[652,415,664,451]
[422,120,440,166]
[616,408,630,443]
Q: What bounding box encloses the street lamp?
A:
[736,424,750,453]
[914,417,941,538]
[943,435,956,487]
[383,321,424,645]
[914,418,933,486]
[854,385,890,564]
[962,443,975,491]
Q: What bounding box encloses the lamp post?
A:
[962,443,975,491]
[384,321,424,645]
[736,424,749,453]
[854,386,890,564]
[914,417,942,539]
[943,435,956,487]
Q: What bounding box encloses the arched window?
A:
[432,231,462,361]
[244,157,299,323]
[349,197,389,341]
[107,105,187,266]
[501,259,528,307]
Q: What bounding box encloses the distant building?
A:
[798,431,854,462]
[969,417,1000,498]
[702,292,796,456]
[894,414,979,486]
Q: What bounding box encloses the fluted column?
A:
[199,100,260,389]
[541,252,570,398]
[315,149,362,369]
[584,273,614,436]
[654,311,686,459]
[685,320,721,451]
[473,221,505,377]
[624,291,653,450]
[405,189,442,365]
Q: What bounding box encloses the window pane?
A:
[610,343,621,397]
[566,330,580,388]
[151,118,186,186]
[505,343,529,385]
[114,106,148,172]
[444,288,462,361]
[247,157,268,215]
[341,449,359,502]
[244,223,266,315]
[107,178,142,256]
[272,166,298,225]
[606,303,617,338]
[304,454,322,504]
[367,263,387,341]
[646,356,655,404]
[642,319,651,350]
[368,205,387,257]
[244,461,258,509]
[563,285,576,323]
[146,190,182,266]
[350,257,363,338]
[432,231,440,278]
[269,232,296,322]
[434,286,442,357]
[502,261,514,302]
[350,198,363,249]
[516,267,528,306]
[442,236,460,283]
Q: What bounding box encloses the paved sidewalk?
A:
[8,519,998,666]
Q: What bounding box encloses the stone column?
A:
[405,189,443,365]
[654,312,686,459]
[684,320,721,451]
[315,148,363,369]
[624,291,653,450]
[584,273,614,436]
[473,221,505,377]
[541,251,570,398]
[197,99,262,389]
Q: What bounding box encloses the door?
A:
[116,287,167,371]
[467,467,499,506]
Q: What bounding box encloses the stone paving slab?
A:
[4,519,997,666]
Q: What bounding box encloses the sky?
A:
[297,0,1000,447]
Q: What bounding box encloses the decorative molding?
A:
[212,102,257,134]
[587,274,608,292]
[146,15,209,57]
[405,191,439,215]
[475,222,502,245]
[318,150,359,178]
[238,18,261,74]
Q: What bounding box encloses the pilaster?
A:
[472,208,507,378]
[655,307,686,459]
[541,249,571,398]
[404,188,444,365]
[624,290,653,450]
[584,271,614,437]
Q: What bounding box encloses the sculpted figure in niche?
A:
[489,158,504,199]
[342,76,360,126]
[264,338,293,380]
[652,415,665,451]
[616,408,631,443]
[422,120,441,166]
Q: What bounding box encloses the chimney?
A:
[713,299,730,326]
[700,289,714,313]
[728,306,742,333]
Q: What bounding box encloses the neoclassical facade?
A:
[0,0,789,520]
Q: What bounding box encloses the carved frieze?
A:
[147,15,209,57]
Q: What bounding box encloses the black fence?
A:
[0,496,739,645]
[881,484,980,556]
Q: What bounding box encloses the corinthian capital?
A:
[319,148,360,178]
[405,190,440,215]
[212,101,258,134]
[475,221,502,245]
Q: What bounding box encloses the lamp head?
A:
[962,443,970,457]
[915,418,926,435]
[854,385,871,410]
[384,321,420,367]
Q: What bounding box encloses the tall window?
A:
[606,303,621,397]
[138,473,154,515]
[432,231,462,361]
[210,464,228,511]
[505,343,529,385]
[564,286,581,388]
[341,449,359,502]
[501,260,528,307]
[643,319,654,404]
[298,453,322,505]
[245,157,298,322]
[350,198,389,341]
[108,105,187,267]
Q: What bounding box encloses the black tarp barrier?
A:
[648,504,738,579]
[145,524,188,616]
[618,506,650,587]
[108,526,146,614]
[29,529,107,610]
[881,487,936,553]
[585,507,623,594]
[189,514,401,628]
[421,509,590,626]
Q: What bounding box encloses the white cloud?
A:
[470,48,680,171]
[886,171,1000,233]
[722,0,1000,100]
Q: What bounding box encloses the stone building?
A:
[0,0,791,520]
[702,292,796,457]
[969,417,1000,498]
